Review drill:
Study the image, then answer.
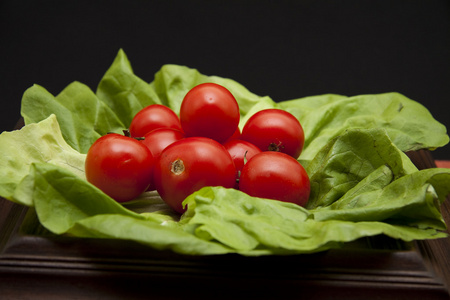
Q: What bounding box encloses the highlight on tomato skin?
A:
[85,133,155,202]
[238,151,310,207]
[154,136,236,214]
[240,109,305,159]
[129,104,182,138]
[179,83,240,144]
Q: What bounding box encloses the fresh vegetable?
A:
[223,139,262,188]
[92,82,306,208]
[0,115,86,207]
[154,137,236,213]
[129,104,182,138]
[179,82,240,143]
[140,127,185,191]
[141,128,185,159]
[241,108,305,158]
[0,49,448,256]
[88,82,309,208]
[85,133,155,202]
[275,93,449,162]
[226,126,242,142]
[20,82,126,154]
[239,151,310,206]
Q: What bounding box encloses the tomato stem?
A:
[123,129,131,137]
[243,150,249,165]
[268,141,283,152]
[122,129,145,140]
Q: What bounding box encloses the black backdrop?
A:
[1,0,449,159]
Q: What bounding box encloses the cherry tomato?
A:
[224,126,241,143]
[239,151,310,207]
[129,104,182,138]
[141,128,185,191]
[85,133,155,202]
[240,109,305,158]
[179,83,240,143]
[154,137,236,214]
[141,128,185,158]
[223,139,261,188]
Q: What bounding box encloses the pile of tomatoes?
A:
[85,83,310,214]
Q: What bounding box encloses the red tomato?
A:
[85,133,155,202]
[223,139,261,188]
[179,83,240,143]
[154,137,236,214]
[129,104,182,138]
[141,128,185,191]
[239,151,310,207]
[240,109,305,158]
[224,126,241,143]
[141,128,185,158]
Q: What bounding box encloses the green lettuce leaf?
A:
[180,186,446,255]
[238,92,449,161]
[305,128,416,209]
[28,162,233,255]
[312,168,449,228]
[96,49,162,127]
[21,82,125,153]
[0,115,85,206]
[280,92,449,160]
[31,162,140,234]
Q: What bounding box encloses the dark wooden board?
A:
[0,150,449,300]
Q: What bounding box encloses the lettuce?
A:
[0,115,86,206]
[0,49,449,256]
[21,83,125,154]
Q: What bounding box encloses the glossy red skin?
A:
[224,126,241,143]
[141,128,185,191]
[85,134,155,202]
[154,137,236,214]
[223,139,262,188]
[129,104,182,138]
[141,128,185,158]
[179,83,240,144]
[240,109,305,158]
[239,151,310,207]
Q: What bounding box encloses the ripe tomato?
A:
[85,133,155,202]
[154,137,236,214]
[240,109,305,158]
[141,128,185,158]
[179,83,240,143]
[141,128,185,191]
[129,104,182,138]
[223,139,261,188]
[239,151,310,207]
[224,126,241,143]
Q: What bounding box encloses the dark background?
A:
[1,0,449,159]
